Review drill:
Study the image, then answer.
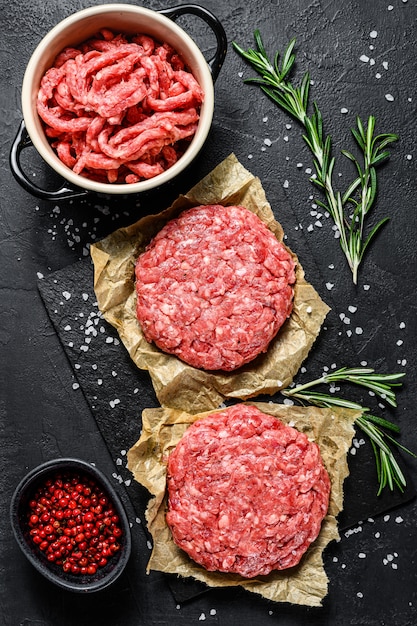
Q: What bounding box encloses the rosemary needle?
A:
[232,32,398,284]
[281,367,414,495]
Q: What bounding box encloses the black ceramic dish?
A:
[10,458,132,593]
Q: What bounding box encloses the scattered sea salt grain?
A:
[399,321,406,329]
[375,72,382,79]
[199,613,206,621]
[348,305,357,313]
[382,61,389,70]
[388,4,393,9]
[72,382,79,390]
[326,282,334,291]
[385,94,394,102]
[360,54,370,63]
[370,30,378,38]
[358,552,366,559]
[395,516,404,524]
[396,339,403,346]
[283,180,289,188]
[357,592,363,598]
[37,272,44,279]
[146,540,152,550]
[363,284,370,291]
[62,291,71,300]
[405,154,413,160]
[341,107,348,114]
[355,327,363,335]
[210,609,217,616]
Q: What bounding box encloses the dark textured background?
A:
[1,1,417,624]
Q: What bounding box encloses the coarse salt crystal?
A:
[383,61,389,70]
[341,107,348,113]
[360,54,370,63]
[370,30,378,38]
[264,138,272,146]
[62,291,71,300]
[355,327,363,335]
[283,180,289,188]
[385,93,394,102]
[326,282,334,290]
[72,382,79,390]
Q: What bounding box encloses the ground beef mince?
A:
[166,404,331,578]
[135,204,296,371]
[37,30,203,184]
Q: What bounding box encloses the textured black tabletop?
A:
[1,1,417,625]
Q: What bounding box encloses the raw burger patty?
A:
[135,204,296,371]
[166,404,331,578]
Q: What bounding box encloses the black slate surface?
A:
[2,0,417,624]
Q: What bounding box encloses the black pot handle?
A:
[10,121,89,201]
[158,4,227,81]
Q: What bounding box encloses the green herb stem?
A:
[232,32,398,284]
[281,367,414,495]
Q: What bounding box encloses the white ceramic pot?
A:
[10,3,227,200]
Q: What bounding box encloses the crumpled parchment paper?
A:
[127,401,360,607]
[90,154,330,413]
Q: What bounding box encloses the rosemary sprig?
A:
[232,32,398,284]
[281,367,414,495]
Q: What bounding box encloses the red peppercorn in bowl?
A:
[10,458,131,592]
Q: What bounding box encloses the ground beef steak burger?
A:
[135,204,296,371]
[165,403,331,578]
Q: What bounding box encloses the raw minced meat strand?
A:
[135,204,296,371]
[166,404,331,578]
[36,29,203,184]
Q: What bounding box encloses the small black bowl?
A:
[10,458,132,593]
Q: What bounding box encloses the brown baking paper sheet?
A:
[91,154,330,413]
[127,401,360,607]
